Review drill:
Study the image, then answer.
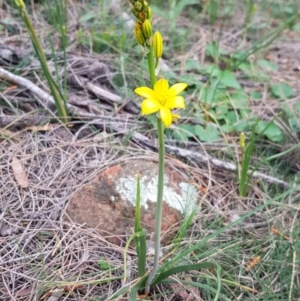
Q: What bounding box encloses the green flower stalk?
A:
[130,0,187,296]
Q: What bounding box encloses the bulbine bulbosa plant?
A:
[127,0,222,298]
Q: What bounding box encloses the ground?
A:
[0,0,300,300]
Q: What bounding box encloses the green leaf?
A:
[172,0,199,19]
[97,257,110,270]
[225,111,238,125]
[271,83,295,99]
[255,120,284,143]
[288,117,299,132]
[212,105,228,120]
[151,262,222,301]
[233,120,250,132]
[229,91,249,108]
[231,50,249,61]
[199,86,227,106]
[217,70,241,89]
[221,123,234,133]
[184,58,203,72]
[237,61,252,73]
[293,23,300,32]
[147,114,158,129]
[257,59,278,71]
[178,74,201,86]
[250,90,262,100]
[194,124,220,142]
[206,42,228,60]
[203,64,221,77]
[79,12,98,24]
[172,124,195,141]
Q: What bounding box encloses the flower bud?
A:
[153,31,163,58]
[15,0,26,9]
[139,11,147,21]
[134,1,143,12]
[131,5,140,19]
[142,19,152,39]
[171,114,181,123]
[147,6,152,20]
[143,1,149,11]
[239,132,245,150]
[134,24,146,45]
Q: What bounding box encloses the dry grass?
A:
[0,125,232,300]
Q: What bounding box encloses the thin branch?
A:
[0,66,121,115]
[131,132,293,189]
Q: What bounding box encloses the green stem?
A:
[145,118,165,295]
[144,46,164,295]
[19,6,69,123]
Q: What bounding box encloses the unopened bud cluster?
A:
[130,0,163,59]
[130,0,152,22]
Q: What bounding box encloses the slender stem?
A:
[20,6,69,123]
[144,45,164,295]
[145,118,165,295]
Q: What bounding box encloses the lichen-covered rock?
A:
[64,160,198,245]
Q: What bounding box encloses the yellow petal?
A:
[135,87,156,100]
[168,83,188,96]
[154,78,169,94]
[165,96,185,109]
[159,107,172,127]
[141,99,161,115]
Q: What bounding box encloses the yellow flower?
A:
[135,78,187,127]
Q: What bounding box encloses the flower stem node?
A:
[153,31,163,58]
[142,19,152,40]
[135,78,188,127]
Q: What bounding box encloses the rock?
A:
[64,160,198,246]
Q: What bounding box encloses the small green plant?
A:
[238,131,254,197]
